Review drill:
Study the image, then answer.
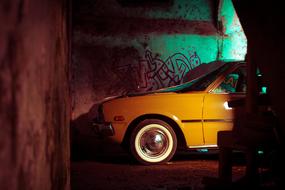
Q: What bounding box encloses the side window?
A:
[212,67,246,93]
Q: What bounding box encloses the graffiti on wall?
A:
[110,49,201,94]
[139,50,201,90]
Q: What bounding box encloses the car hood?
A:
[99,89,174,104]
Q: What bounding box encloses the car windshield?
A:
[159,63,232,93]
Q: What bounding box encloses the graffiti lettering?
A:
[110,49,201,94]
[140,50,201,90]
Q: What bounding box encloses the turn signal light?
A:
[114,116,125,121]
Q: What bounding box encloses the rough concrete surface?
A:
[0,0,70,189]
[71,0,247,120]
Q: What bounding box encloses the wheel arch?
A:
[122,114,187,149]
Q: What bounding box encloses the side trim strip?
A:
[189,145,218,148]
[181,119,233,123]
[204,119,233,123]
[181,119,202,123]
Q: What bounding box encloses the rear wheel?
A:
[130,119,177,165]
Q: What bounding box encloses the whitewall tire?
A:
[130,119,177,165]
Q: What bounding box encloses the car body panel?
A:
[202,93,245,145]
[103,92,206,145]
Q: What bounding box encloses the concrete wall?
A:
[0,0,70,190]
[71,0,246,120]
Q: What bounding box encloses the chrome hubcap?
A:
[140,128,169,157]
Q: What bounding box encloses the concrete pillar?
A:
[0,0,70,189]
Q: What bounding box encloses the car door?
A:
[202,65,246,146]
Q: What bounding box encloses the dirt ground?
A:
[71,156,244,190]
[71,150,247,190]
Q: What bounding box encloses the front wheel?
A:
[130,119,177,165]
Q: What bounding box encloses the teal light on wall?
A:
[72,0,249,117]
[77,0,247,64]
[147,0,214,21]
[74,0,248,94]
[147,34,218,64]
[218,0,247,61]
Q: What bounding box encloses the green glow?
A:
[148,34,219,64]
[159,80,196,92]
[85,0,247,66]
[261,87,267,94]
[147,0,213,21]
[95,0,214,21]
[214,73,239,93]
[219,34,247,61]
[219,0,240,35]
[258,150,264,155]
[197,148,208,153]
[218,0,247,61]
[256,68,261,76]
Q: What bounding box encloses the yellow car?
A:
[94,61,259,165]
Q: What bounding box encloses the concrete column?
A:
[0,0,70,189]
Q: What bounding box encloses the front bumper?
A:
[92,121,115,136]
